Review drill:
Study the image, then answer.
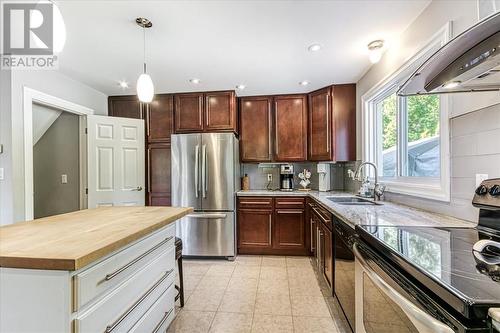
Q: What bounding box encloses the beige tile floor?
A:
[168,255,348,333]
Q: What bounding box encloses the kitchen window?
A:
[362,23,452,201]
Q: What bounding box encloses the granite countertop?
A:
[237,190,474,229]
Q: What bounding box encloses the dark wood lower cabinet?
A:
[238,208,273,252]
[237,197,308,255]
[322,224,333,288]
[147,143,171,206]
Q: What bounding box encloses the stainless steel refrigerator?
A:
[171,133,240,259]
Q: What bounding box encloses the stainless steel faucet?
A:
[353,162,386,201]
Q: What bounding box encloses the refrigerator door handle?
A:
[186,213,227,219]
[194,144,200,198]
[201,144,207,198]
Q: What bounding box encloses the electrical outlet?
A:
[0,168,4,180]
[61,174,68,184]
[476,174,488,187]
[267,174,273,182]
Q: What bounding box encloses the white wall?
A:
[356,0,500,222]
[2,69,107,224]
[0,68,13,225]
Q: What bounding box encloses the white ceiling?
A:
[57,0,431,97]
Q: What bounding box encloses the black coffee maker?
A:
[280,164,294,191]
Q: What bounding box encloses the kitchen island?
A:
[0,206,192,333]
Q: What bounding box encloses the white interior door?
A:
[87,115,145,207]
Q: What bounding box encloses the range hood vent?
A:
[398,12,500,96]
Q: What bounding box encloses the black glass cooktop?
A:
[356,225,500,320]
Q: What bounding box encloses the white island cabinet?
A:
[0,206,192,333]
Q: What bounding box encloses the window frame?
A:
[361,22,452,202]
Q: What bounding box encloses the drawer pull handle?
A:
[312,207,330,225]
[105,236,173,281]
[152,308,174,333]
[240,201,271,205]
[105,269,174,333]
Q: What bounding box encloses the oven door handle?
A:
[353,243,454,333]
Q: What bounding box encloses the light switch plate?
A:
[61,174,68,184]
[0,168,4,180]
[476,174,488,187]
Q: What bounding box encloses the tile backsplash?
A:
[241,162,345,191]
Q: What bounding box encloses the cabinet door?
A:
[237,208,273,252]
[239,96,273,162]
[147,143,171,206]
[332,84,356,162]
[322,224,333,289]
[174,93,204,133]
[147,94,174,143]
[274,95,307,161]
[204,91,236,132]
[308,87,332,161]
[108,96,143,119]
[274,209,306,252]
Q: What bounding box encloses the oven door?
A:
[354,242,455,333]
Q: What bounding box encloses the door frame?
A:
[23,87,94,220]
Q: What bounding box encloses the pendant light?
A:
[136,17,154,103]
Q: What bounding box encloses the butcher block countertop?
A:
[0,206,192,271]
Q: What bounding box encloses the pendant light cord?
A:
[143,25,147,73]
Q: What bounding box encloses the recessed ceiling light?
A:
[308,44,322,52]
[442,81,461,89]
[236,84,246,90]
[299,80,310,86]
[189,78,201,84]
[367,39,384,64]
[118,80,129,89]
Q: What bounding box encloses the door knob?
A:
[132,186,143,191]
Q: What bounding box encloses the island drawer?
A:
[73,246,175,333]
[129,284,175,333]
[73,223,175,311]
[238,197,273,209]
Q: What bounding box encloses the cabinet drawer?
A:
[275,197,305,209]
[74,247,175,333]
[129,284,175,333]
[312,205,332,230]
[238,197,273,209]
[73,224,175,311]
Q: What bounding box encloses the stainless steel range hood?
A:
[398,12,500,96]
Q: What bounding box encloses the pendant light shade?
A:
[137,72,154,103]
[136,18,154,103]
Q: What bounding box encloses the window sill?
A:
[381,179,450,202]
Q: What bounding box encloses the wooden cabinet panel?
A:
[275,197,305,209]
[238,197,273,209]
[204,91,236,132]
[274,95,307,161]
[147,94,173,143]
[308,87,332,161]
[322,224,333,289]
[108,96,143,119]
[274,209,306,252]
[174,93,203,133]
[237,209,273,251]
[239,96,273,162]
[332,84,356,162]
[147,143,171,206]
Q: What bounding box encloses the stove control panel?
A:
[473,178,500,208]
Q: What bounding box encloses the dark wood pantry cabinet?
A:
[239,96,273,162]
[174,91,237,133]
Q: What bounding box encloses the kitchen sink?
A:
[326,196,382,205]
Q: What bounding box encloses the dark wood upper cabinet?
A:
[239,96,273,162]
[174,91,237,134]
[274,95,308,161]
[204,91,237,132]
[332,84,356,162]
[308,87,332,161]
[174,93,204,133]
[108,95,143,119]
[147,94,174,143]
